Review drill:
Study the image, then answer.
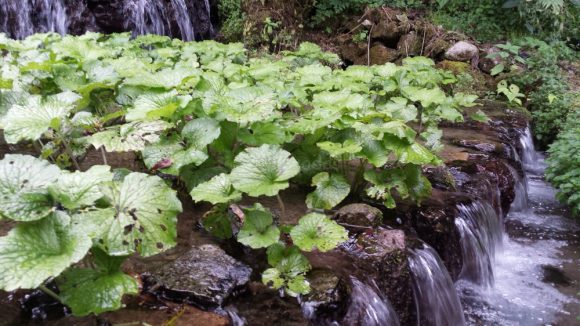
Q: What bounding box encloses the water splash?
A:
[455,201,504,288]
[341,277,401,326]
[409,244,466,326]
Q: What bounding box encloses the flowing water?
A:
[458,128,580,325]
[409,244,466,326]
[455,202,504,288]
[341,277,401,326]
[0,0,212,40]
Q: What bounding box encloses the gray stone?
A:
[145,245,252,307]
[444,41,479,62]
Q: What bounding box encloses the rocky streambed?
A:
[0,100,578,325]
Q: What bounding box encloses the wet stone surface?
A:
[333,203,384,232]
[143,244,252,308]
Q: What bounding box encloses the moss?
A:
[438,60,470,74]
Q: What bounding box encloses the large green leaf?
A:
[317,140,362,158]
[141,135,208,175]
[86,121,172,152]
[237,204,280,249]
[190,173,242,204]
[96,173,182,257]
[1,96,75,143]
[48,165,113,210]
[0,212,92,290]
[230,145,300,197]
[181,118,221,149]
[126,91,188,121]
[58,249,138,316]
[290,213,348,252]
[0,154,61,221]
[306,172,350,210]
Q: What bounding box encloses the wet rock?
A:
[397,31,422,56]
[306,229,418,325]
[302,269,348,322]
[541,265,572,286]
[230,282,309,326]
[143,245,252,307]
[423,166,457,191]
[454,139,503,154]
[445,41,479,62]
[334,203,383,231]
[402,192,469,280]
[369,43,399,64]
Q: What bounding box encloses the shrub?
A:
[218,0,244,41]
[546,109,580,217]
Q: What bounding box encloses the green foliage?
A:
[507,37,578,147]
[0,154,180,315]
[0,32,480,305]
[496,80,525,106]
[546,110,580,217]
[218,0,245,42]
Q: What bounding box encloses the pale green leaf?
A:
[190,173,242,204]
[0,212,92,290]
[86,121,172,152]
[290,213,348,252]
[2,96,75,143]
[306,172,350,210]
[48,165,112,210]
[230,145,300,197]
[0,154,61,221]
[237,204,280,249]
[96,173,182,257]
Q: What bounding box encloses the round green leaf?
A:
[230,145,300,197]
[2,96,75,144]
[97,173,182,257]
[86,121,172,152]
[0,213,92,290]
[290,213,348,252]
[306,172,350,210]
[237,204,280,249]
[58,250,138,316]
[190,173,242,204]
[48,165,113,210]
[0,154,61,221]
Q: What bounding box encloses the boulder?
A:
[143,245,252,307]
[333,203,383,231]
[305,229,418,325]
[444,41,479,62]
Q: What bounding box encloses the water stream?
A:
[341,277,401,326]
[409,244,466,326]
[458,128,579,325]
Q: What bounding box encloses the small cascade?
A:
[0,0,214,40]
[455,201,503,288]
[409,244,465,326]
[519,127,539,171]
[508,164,530,212]
[341,277,401,326]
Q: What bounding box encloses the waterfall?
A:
[455,201,504,288]
[341,277,401,326]
[408,244,466,326]
[0,0,213,40]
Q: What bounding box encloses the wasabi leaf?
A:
[290,213,348,252]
